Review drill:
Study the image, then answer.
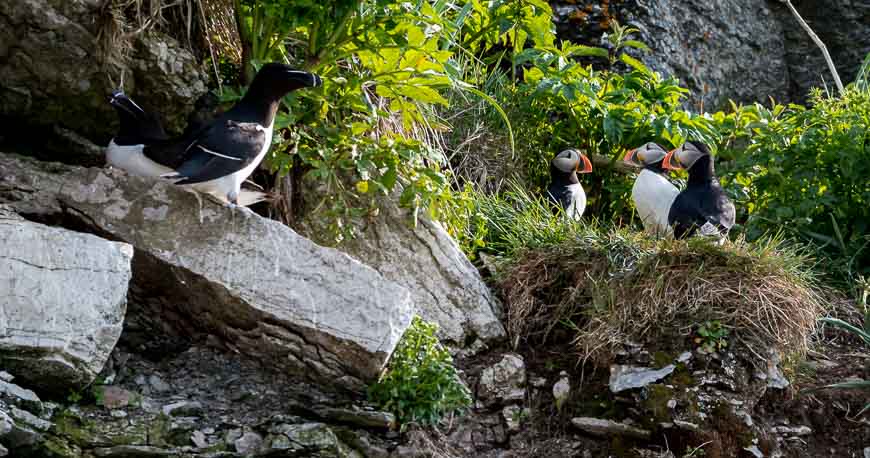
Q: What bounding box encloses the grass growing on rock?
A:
[477,187,828,364]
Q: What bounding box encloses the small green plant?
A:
[694,321,729,353]
[368,316,471,429]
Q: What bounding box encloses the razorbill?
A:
[106,91,270,207]
[546,148,593,220]
[623,142,680,237]
[663,141,735,240]
[152,63,321,207]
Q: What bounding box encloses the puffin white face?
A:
[552,149,593,174]
[623,142,667,166]
[663,141,709,170]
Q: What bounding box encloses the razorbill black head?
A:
[547,149,593,220]
[108,90,168,146]
[624,142,668,174]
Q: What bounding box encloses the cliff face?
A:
[552,0,870,110]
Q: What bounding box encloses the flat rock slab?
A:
[571,417,651,440]
[609,364,676,393]
[0,153,415,390]
[0,208,132,393]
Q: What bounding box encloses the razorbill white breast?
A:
[152,63,321,207]
[663,141,735,241]
[623,142,680,237]
[546,149,593,220]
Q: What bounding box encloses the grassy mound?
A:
[477,186,828,364]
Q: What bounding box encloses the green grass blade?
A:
[461,86,515,159]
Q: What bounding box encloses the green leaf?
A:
[622,40,650,51]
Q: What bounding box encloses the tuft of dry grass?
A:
[498,234,829,365]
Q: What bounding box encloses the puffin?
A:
[662,141,735,241]
[623,142,680,237]
[546,149,593,220]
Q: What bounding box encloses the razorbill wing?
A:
[546,148,593,220]
[663,141,736,241]
[623,142,680,237]
[152,63,321,206]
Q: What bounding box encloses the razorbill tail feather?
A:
[155,63,322,206]
[623,142,680,237]
[106,91,272,207]
[546,149,593,220]
[663,141,736,241]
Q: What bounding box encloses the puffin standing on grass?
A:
[546,149,593,220]
[623,142,680,237]
[662,141,735,241]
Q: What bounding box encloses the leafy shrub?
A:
[368,317,471,428]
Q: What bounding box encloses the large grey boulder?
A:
[317,199,505,347]
[0,153,414,390]
[0,208,132,393]
[0,0,207,146]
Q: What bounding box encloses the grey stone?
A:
[0,373,12,382]
[553,372,570,411]
[110,410,128,418]
[501,405,526,433]
[148,375,171,393]
[0,444,6,456]
[0,209,132,393]
[0,0,207,148]
[271,423,343,454]
[98,386,136,409]
[744,445,764,458]
[0,410,12,436]
[609,364,676,393]
[9,406,51,431]
[93,445,177,457]
[319,407,396,430]
[673,420,700,431]
[864,446,869,458]
[0,154,415,390]
[162,401,203,417]
[234,431,264,455]
[479,354,526,403]
[771,425,812,436]
[191,430,208,448]
[0,380,42,414]
[570,417,651,440]
[319,197,505,346]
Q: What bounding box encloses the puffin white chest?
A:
[632,169,679,236]
[565,183,586,220]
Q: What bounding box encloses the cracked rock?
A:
[609,364,676,393]
[0,208,132,393]
[479,354,526,404]
[571,417,651,439]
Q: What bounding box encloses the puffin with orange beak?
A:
[546,149,593,220]
[663,141,735,240]
[623,142,680,237]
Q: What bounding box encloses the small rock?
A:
[162,401,203,417]
[234,431,264,455]
[110,410,127,418]
[93,445,176,457]
[553,372,570,411]
[0,411,11,436]
[99,386,135,409]
[10,406,51,431]
[676,352,692,364]
[0,444,6,456]
[502,405,526,432]
[134,375,148,386]
[0,380,42,413]
[609,365,676,393]
[319,407,396,430]
[479,354,526,403]
[571,417,651,439]
[864,447,869,458]
[744,445,764,458]
[191,430,208,448]
[225,428,244,444]
[0,372,13,382]
[673,420,700,431]
[771,425,811,436]
[666,399,677,409]
[148,375,171,393]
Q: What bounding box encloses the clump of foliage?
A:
[695,321,729,353]
[369,317,471,428]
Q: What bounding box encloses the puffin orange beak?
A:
[662,148,682,170]
[623,148,638,164]
[578,154,593,174]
